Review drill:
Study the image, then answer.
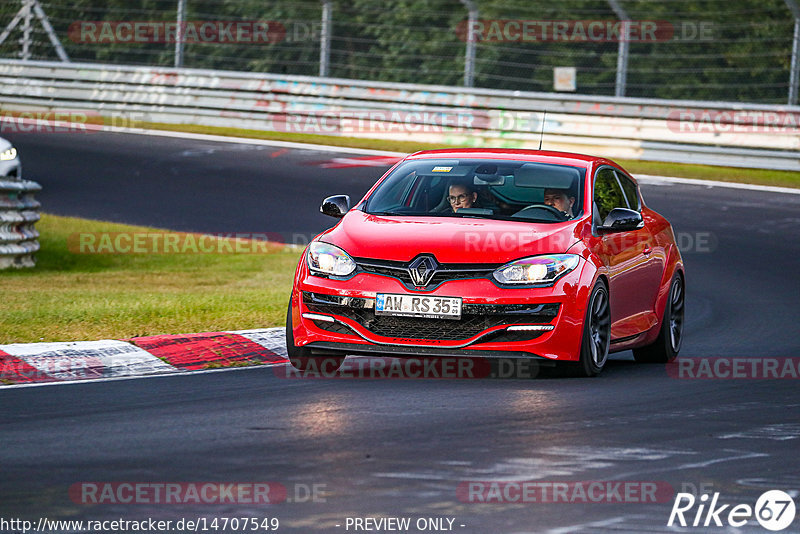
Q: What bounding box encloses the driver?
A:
[447,183,478,213]
[543,188,575,218]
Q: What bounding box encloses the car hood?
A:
[319,210,583,264]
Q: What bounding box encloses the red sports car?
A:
[287,149,684,376]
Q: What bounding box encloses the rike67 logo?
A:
[668,490,796,531]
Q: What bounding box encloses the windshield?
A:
[365,158,586,222]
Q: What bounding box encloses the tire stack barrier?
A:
[0,177,41,269]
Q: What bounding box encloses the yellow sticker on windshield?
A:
[432,166,453,172]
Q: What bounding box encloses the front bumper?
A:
[290,258,594,362]
[0,153,21,179]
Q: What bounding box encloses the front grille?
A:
[356,258,499,290]
[310,319,352,336]
[303,292,558,342]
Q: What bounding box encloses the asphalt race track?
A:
[2,130,800,533]
[6,131,384,241]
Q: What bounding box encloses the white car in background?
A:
[0,135,37,269]
[0,136,21,178]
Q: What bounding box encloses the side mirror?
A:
[598,208,643,232]
[320,195,351,218]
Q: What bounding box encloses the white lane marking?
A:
[718,423,800,441]
[738,479,800,495]
[636,174,800,195]
[317,155,401,168]
[11,116,800,194]
[600,450,769,481]
[105,126,799,195]
[661,451,769,471]
[227,327,288,358]
[0,339,176,380]
[107,126,407,157]
[0,360,288,389]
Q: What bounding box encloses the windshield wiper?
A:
[456,213,559,223]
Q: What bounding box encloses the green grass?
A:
[4,120,796,344]
[614,159,800,188]
[0,214,301,344]
[135,121,800,189]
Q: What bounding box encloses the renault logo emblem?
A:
[408,255,438,286]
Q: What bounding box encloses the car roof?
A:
[404,148,607,169]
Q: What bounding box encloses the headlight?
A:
[0,147,17,161]
[493,254,580,285]
[307,242,356,277]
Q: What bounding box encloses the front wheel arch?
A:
[576,279,611,377]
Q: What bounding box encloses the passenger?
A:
[543,187,576,218]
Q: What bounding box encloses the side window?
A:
[615,171,640,212]
[378,171,417,206]
[593,167,626,223]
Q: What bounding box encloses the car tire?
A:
[633,273,684,364]
[576,281,611,377]
[285,300,345,373]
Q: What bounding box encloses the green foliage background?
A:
[0,0,794,103]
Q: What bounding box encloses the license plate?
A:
[375,294,462,320]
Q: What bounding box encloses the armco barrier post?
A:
[174,0,187,68]
[0,174,41,269]
[320,0,332,78]
[607,0,630,98]
[786,0,800,105]
[460,0,477,87]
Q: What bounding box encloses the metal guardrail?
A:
[0,59,798,171]
[0,177,41,269]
